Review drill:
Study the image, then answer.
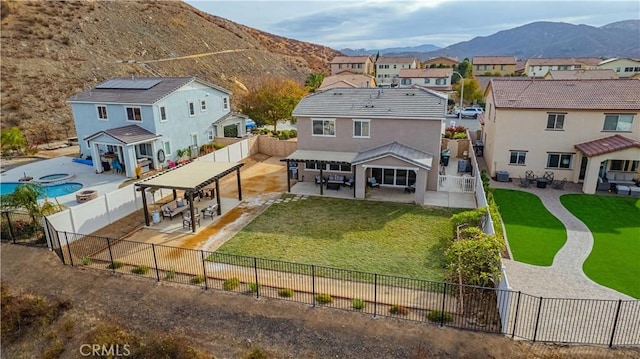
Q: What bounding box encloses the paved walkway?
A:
[491,180,634,300]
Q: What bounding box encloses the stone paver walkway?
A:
[492,180,634,300]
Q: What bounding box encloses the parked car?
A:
[455,107,484,118]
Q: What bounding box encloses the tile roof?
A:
[527,58,582,66]
[399,68,452,78]
[318,74,374,90]
[376,57,417,64]
[213,111,247,125]
[489,79,640,110]
[598,57,640,65]
[331,56,372,64]
[293,87,447,119]
[546,69,618,80]
[472,56,517,65]
[352,141,433,169]
[575,57,603,66]
[475,76,530,93]
[423,56,459,65]
[575,135,640,157]
[84,125,161,144]
[68,77,231,104]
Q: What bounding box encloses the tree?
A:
[1,127,27,155]
[446,228,503,287]
[0,183,43,221]
[305,72,326,93]
[238,77,307,132]
[452,58,471,84]
[454,78,484,105]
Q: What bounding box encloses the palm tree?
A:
[1,183,43,221]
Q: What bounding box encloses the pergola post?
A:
[285,159,291,193]
[141,187,150,226]
[215,179,222,215]
[172,189,177,200]
[188,191,196,233]
[352,165,356,198]
[319,161,324,195]
[236,167,242,201]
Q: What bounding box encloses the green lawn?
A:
[216,196,461,280]
[560,195,640,299]
[492,189,566,266]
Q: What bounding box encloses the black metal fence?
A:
[1,210,47,246]
[42,224,639,348]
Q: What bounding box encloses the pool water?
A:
[0,182,84,198]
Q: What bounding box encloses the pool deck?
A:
[1,156,127,208]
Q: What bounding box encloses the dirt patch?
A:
[2,244,638,359]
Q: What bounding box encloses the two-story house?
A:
[597,58,640,78]
[283,87,447,204]
[423,56,458,68]
[330,56,375,76]
[524,58,600,78]
[375,57,418,87]
[317,73,376,91]
[482,79,640,194]
[543,69,618,80]
[398,68,453,91]
[67,77,238,178]
[472,56,517,76]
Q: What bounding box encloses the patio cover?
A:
[351,141,433,169]
[575,134,640,157]
[284,150,358,164]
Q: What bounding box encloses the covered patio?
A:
[135,161,244,233]
[282,149,357,196]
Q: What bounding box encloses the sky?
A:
[185,0,639,50]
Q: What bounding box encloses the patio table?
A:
[536,178,548,189]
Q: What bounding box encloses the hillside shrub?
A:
[107,261,123,270]
[426,310,453,323]
[315,293,333,304]
[351,299,365,310]
[131,265,149,275]
[389,304,408,316]
[223,277,240,291]
[190,275,205,285]
[277,288,294,297]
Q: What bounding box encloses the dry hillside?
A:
[0,0,340,142]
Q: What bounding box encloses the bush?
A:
[277,288,294,297]
[107,261,123,269]
[315,293,333,304]
[426,310,453,323]
[164,270,176,280]
[247,282,259,293]
[451,208,486,232]
[131,265,149,275]
[190,275,205,285]
[223,277,240,291]
[351,299,365,310]
[81,256,91,266]
[245,347,268,359]
[389,304,408,316]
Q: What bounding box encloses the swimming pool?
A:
[38,173,75,184]
[0,182,84,198]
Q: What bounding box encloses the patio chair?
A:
[367,177,380,188]
[344,176,354,187]
[551,178,567,190]
[525,170,536,183]
[183,212,200,229]
[518,176,530,188]
[112,158,123,174]
[201,204,218,219]
[543,171,555,183]
[315,175,324,186]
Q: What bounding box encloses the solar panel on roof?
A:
[95,79,162,90]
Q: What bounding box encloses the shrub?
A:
[131,265,149,275]
[223,277,240,291]
[315,293,333,304]
[164,270,176,280]
[289,129,297,138]
[212,142,226,150]
[277,288,294,297]
[351,299,365,310]
[247,282,259,293]
[190,275,205,285]
[426,310,453,323]
[107,261,123,269]
[81,256,91,266]
[389,304,408,316]
[245,347,268,359]
[451,208,486,232]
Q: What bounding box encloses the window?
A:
[558,65,570,70]
[137,143,152,156]
[188,101,195,116]
[357,64,362,69]
[610,160,639,172]
[501,65,505,70]
[509,151,526,165]
[305,162,319,170]
[163,140,172,156]
[624,67,633,72]
[393,64,397,69]
[435,78,446,85]
[338,64,343,69]
[484,65,489,70]
[634,67,640,72]
[96,105,108,120]
[353,119,370,138]
[616,67,621,72]
[424,78,431,84]
[125,107,142,122]
[492,65,496,69]
[200,100,207,111]
[223,98,228,110]
[207,128,214,141]
[191,133,198,147]
[603,114,633,131]
[159,106,167,122]
[312,119,335,136]
[328,163,351,172]
[401,79,412,85]
[547,153,573,169]
[378,64,383,69]
[476,65,481,70]
[546,113,565,130]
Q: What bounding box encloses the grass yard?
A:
[492,189,566,266]
[216,196,461,280]
[560,195,640,299]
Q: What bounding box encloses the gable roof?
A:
[599,57,640,65]
[545,69,618,80]
[472,56,517,65]
[318,74,375,90]
[488,79,640,110]
[293,87,447,119]
[575,135,640,157]
[399,68,452,78]
[213,111,248,125]
[331,56,372,64]
[376,57,417,64]
[84,125,161,144]
[352,141,433,169]
[526,58,582,66]
[67,77,231,105]
[423,56,458,65]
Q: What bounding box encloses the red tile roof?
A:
[575,135,640,157]
[489,79,640,110]
[472,56,517,65]
[331,56,372,64]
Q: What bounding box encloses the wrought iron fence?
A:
[44,226,639,348]
[1,210,46,246]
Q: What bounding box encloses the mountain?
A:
[417,20,640,60]
[340,44,440,56]
[0,0,340,141]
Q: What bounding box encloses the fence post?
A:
[373,273,378,317]
[253,257,259,299]
[3,212,16,243]
[440,282,448,327]
[151,244,160,282]
[511,291,522,338]
[609,300,623,348]
[312,265,316,307]
[106,237,115,273]
[201,250,208,290]
[533,297,543,342]
[64,232,74,266]
[56,230,66,265]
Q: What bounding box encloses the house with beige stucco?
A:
[482,79,640,194]
[398,68,453,91]
[472,56,516,76]
[597,58,640,78]
[330,56,375,76]
[375,57,418,87]
[317,73,376,91]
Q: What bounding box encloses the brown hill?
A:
[0,0,340,142]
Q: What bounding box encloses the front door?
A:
[579,156,588,180]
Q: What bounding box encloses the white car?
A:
[455,107,484,118]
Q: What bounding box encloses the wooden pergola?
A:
[135,161,244,233]
[282,150,357,197]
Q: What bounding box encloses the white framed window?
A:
[435,78,446,85]
[125,106,142,122]
[191,132,198,147]
[547,153,573,169]
[96,105,108,120]
[509,151,526,165]
[546,113,565,130]
[200,99,207,112]
[610,160,639,172]
[312,119,335,136]
[137,143,152,156]
[603,114,633,131]
[163,140,172,157]
[159,105,167,122]
[353,119,370,138]
[328,163,351,172]
[223,98,228,110]
[207,128,214,141]
[401,79,412,85]
[424,78,431,84]
[305,162,319,171]
[188,101,195,117]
